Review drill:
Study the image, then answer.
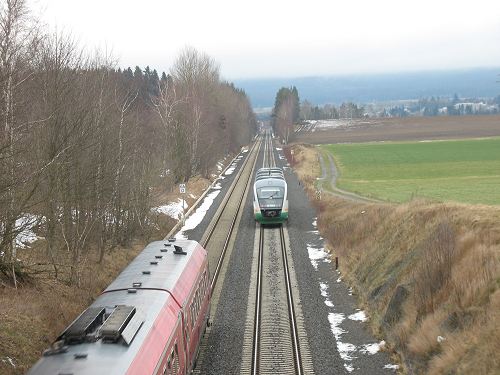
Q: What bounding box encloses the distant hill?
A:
[234,68,500,108]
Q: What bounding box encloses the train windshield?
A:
[257,187,284,208]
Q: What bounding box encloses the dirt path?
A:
[317,151,382,203]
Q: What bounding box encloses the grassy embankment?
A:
[0,244,144,374]
[288,143,500,375]
[321,137,500,205]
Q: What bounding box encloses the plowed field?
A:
[294,115,500,144]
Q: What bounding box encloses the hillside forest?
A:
[0,0,256,286]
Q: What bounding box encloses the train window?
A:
[202,272,207,294]
[172,343,179,374]
[163,357,171,375]
[195,291,199,316]
[170,352,175,374]
[257,187,284,208]
[186,311,191,342]
[257,187,284,199]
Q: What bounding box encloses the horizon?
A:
[230,65,500,82]
[234,67,500,108]
[38,0,500,79]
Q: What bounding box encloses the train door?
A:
[184,267,210,372]
[159,314,186,375]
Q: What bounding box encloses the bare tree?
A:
[0,9,257,287]
[0,0,40,285]
[170,47,220,179]
[152,73,186,182]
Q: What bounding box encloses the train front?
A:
[253,177,288,224]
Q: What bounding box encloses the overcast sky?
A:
[37,0,500,79]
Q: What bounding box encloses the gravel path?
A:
[317,151,381,203]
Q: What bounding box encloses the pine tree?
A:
[134,66,142,79]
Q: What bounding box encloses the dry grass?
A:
[407,310,447,357]
[0,243,143,374]
[290,144,500,374]
[288,144,320,187]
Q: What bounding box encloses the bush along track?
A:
[287,144,500,375]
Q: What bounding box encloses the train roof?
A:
[28,239,207,375]
[104,239,206,308]
[255,167,285,181]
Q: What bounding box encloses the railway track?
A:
[196,131,313,374]
[250,225,305,375]
[241,132,314,375]
[192,137,261,374]
[201,138,261,287]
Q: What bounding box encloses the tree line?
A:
[271,86,299,143]
[0,0,256,285]
[300,100,365,120]
[271,86,367,143]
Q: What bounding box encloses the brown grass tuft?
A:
[407,310,447,358]
[413,222,456,317]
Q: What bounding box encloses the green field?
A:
[322,137,500,205]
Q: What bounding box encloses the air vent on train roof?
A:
[174,245,187,255]
[100,305,136,343]
[61,307,106,344]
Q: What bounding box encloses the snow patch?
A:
[175,189,221,240]
[153,199,187,220]
[1,357,16,367]
[307,244,330,270]
[328,312,346,337]
[160,169,171,177]
[384,364,399,370]
[320,282,328,297]
[360,342,384,355]
[224,165,236,175]
[348,310,367,322]
[15,214,42,248]
[338,341,357,361]
[344,363,354,372]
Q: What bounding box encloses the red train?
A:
[28,239,211,375]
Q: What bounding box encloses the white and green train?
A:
[253,167,288,224]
